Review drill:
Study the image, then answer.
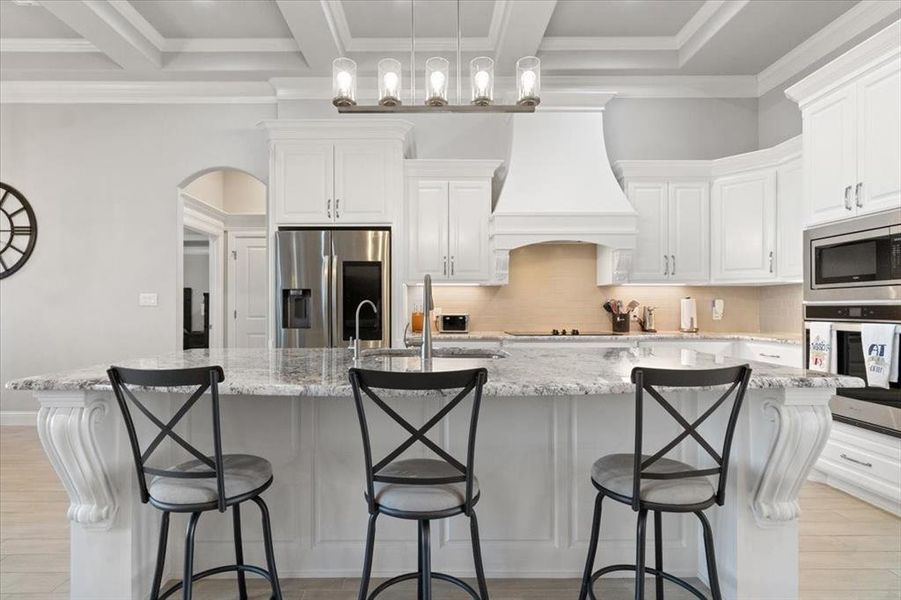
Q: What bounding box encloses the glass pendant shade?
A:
[470,56,494,105]
[516,56,541,106]
[425,57,449,106]
[332,57,357,107]
[378,58,402,106]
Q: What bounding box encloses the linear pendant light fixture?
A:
[333,0,539,113]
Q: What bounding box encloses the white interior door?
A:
[229,232,268,348]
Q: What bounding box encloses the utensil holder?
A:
[611,314,630,333]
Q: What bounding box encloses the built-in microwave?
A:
[804,209,901,303]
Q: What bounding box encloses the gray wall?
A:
[0,103,274,412]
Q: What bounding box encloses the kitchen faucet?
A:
[421,274,433,362]
[352,299,378,361]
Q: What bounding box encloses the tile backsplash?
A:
[411,243,802,334]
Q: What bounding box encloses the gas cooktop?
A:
[504,329,617,336]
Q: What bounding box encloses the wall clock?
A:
[0,182,37,279]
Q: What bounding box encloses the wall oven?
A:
[804,304,901,438]
[803,209,901,303]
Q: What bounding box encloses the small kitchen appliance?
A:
[438,313,470,333]
[680,297,698,333]
[637,306,657,332]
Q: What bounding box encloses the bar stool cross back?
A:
[108,365,283,600]
[579,364,752,600]
[348,367,490,600]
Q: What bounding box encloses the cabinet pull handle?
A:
[327,198,331,219]
[843,185,852,210]
[335,198,340,219]
[443,256,447,276]
[671,254,675,276]
[664,255,669,277]
[840,453,872,468]
[769,251,774,273]
[451,256,455,276]
[759,353,781,359]
[855,182,863,208]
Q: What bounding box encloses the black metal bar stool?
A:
[348,367,490,600]
[578,365,752,600]
[108,365,283,600]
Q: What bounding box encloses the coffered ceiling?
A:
[0,0,898,102]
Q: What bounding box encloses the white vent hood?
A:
[490,100,637,282]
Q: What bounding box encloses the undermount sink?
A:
[361,347,508,359]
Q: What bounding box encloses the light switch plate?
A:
[139,293,158,307]
[712,298,724,321]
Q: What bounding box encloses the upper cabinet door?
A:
[627,181,669,281]
[667,181,709,283]
[334,142,392,223]
[448,181,491,281]
[409,180,449,280]
[804,87,858,225]
[776,159,804,281]
[856,58,901,216]
[272,142,333,224]
[711,170,776,281]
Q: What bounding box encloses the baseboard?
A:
[0,411,38,426]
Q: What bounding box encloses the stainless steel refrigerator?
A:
[275,228,390,349]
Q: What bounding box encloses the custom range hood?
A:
[490,96,637,283]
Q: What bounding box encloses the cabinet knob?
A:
[451,256,455,276]
[671,254,675,277]
[327,198,331,219]
[843,185,852,210]
[854,182,863,208]
[664,255,669,277]
[769,251,774,273]
[443,256,447,276]
[335,198,340,219]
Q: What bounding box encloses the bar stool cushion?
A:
[372,458,477,513]
[591,453,715,506]
[149,454,272,506]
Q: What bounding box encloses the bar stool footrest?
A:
[157,564,276,599]
[368,571,482,600]
[589,564,707,600]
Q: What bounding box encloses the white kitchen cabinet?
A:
[406,160,500,283]
[776,159,804,281]
[735,341,803,368]
[787,25,901,225]
[626,180,708,283]
[855,57,901,216]
[271,142,334,223]
[627,181,668,281]
[333,142,392,222]
[711,169,777,282]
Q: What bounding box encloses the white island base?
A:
[35,385,831,600]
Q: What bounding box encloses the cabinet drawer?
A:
[740,342,802,367]
[819,438,901,488]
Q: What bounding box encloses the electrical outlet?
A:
[139,293,158,307]
[712,298,724,321]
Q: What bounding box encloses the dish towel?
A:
[860,324,900,389]
[808,322,833,372]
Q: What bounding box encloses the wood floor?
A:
[1,425,899,599]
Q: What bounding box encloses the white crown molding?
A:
[0,80,277,104]
[260,118,414,142]
[346,36,493,53]
[107,0,165,51]
[163,38,299,53]
[322,0,352,53]
[0,38,97,53]
[785,18,901,107]
[540,36,678,52]
[542,75,758,98]
[678,0,749,66]
[758,2,901,96]
[405,159,503,178]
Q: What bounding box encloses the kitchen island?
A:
[8,346,861,600]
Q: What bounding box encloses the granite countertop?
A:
[7,345,859,398]
[407,331,804,344]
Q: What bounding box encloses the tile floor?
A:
[1,426,899,599]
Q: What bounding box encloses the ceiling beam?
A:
[38,0,161,70]
[492,0,558,69]
[677,0,749,66]
[275,0,344,73]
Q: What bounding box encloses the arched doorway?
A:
[176,168,267,350]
